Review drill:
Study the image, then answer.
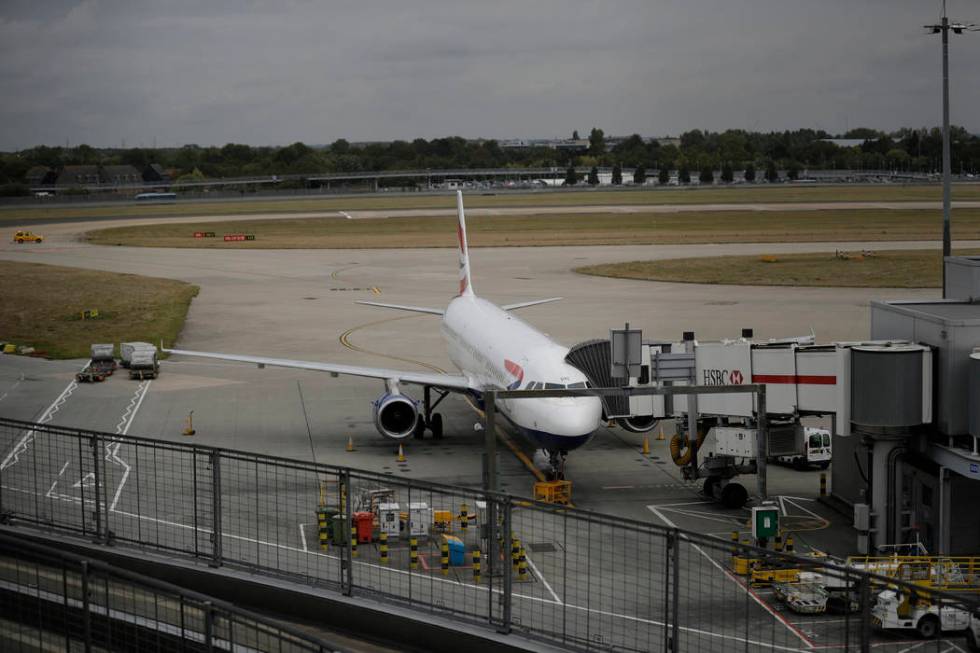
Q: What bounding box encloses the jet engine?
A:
[616,415,658,433]
[373,393,420,440]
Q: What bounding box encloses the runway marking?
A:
[523,550,562,605]
[1,376,79,470]
[601,485,634,490]
[108,380,150,512]
[0,374,24,403]
[647,504,816,649]
[298,523,308,553]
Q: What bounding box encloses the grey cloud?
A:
[0,0,978,149]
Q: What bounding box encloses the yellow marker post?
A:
[409,537,418,570]
[351,525,358,558]
[440,541,449,576]
[473,549,481,584]
[642,435,650,455]
[379,532,389,565]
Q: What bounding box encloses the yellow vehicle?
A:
[12,230,43,244]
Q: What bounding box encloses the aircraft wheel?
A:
[430,413,444,439]
[720,483,748,509]
[413,417,426,440]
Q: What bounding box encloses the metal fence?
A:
[0,416,977,652]
[0,529,345,652]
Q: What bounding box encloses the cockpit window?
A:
[545,383,564,389]
[567,382,587,389]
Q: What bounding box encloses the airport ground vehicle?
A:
[76,343,116,383]
[771,426,831,469]
[12,230,43,243]
[129,348,159,380]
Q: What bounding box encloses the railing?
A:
[0,416,976,652]
[0,529,345,652]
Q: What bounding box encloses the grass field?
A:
[575,248,980,288]
[85,208,980,249]
[6,183,980,223]
[0,261,199,359]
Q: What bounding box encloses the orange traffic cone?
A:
[642,435,650,455]
[657,425,665,441]
[397,444,406,462]
[346,436,354,452]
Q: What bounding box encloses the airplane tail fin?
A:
[455,190,475,296]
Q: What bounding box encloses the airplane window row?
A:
[524,381,590,390]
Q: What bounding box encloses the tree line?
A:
[1,126,979,194]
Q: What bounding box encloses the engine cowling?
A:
[373,393,420,440]
[617,415,658,433]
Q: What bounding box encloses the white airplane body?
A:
[165,191,602,464]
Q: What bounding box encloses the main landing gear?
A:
[547,449,568,481]
[414,386,448,440]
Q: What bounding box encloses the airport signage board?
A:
[695,342,753,417]
[751,505,779,540]
[223,234,256,242]
[610,326,642,378]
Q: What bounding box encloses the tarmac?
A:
[0,218,974,650]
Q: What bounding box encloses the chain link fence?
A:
[0,417,977,652]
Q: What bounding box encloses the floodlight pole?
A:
[941,10,952,297]
[926,2,976,296]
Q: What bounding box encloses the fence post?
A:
[210,450,222,567]
[667,529,681,652]
[81,560,92,653]
[90,434,104,543]
[498,495,512,635]
[485,490,497,626]
[342,469,353,596]
[203,600,214,648]
[859,573,871,653]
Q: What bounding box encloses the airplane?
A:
[164,191,604,476]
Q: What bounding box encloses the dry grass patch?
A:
[86,208,980,249]
[7,183,980,223]
[576,248,980,288]
[0,261,198,359]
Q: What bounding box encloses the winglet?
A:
[456,190,474,296]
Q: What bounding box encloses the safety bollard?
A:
[820,472,827,497]
[379,531,389,565]
[441,541,449,576]
[473,549,481,584]
[460,503,468,531]
[774,532,784,552]
[317,509,329,551]
[512,537,520,571]
[786,534,795,553]
[518,546,528,581]
[351,526,358,558]
[410,537,418,571]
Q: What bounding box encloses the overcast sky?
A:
[1,0,978,150]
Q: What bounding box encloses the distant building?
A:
[820,138,869,148]
[100,164,142,185]
[56,165,101,187]
[24,166,56,186]
[142,163,172,183]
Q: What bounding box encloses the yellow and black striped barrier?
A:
[409,537,418,570]
[317,509,329,551]
[774,532,784,552]
[518,546,528,581]
[379,532,389,565]
[441,541,449,576]
[351,525,358,558]
[785,534,795,553]
[459,503,468,531]
[473,549,481,584]
[820,472,827,497]
[511,537,520,572]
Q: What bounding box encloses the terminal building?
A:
[831,256,980,555]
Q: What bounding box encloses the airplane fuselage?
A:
[441,295,601,452]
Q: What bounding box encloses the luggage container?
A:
[354,511,374,543]
[444,535,465,566]
[378,503,400,540]
[408,502,431,538]
[121,342,154,368]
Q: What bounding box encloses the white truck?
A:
[871,587,972,638]
[121,342,155,368]
[770,426,831,470]
[129,347,159,380]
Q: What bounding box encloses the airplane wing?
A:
[501,297,563,311]
[355,301,444,315]
[163,348,475,391]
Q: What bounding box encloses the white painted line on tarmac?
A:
[778,495,788,517]
[0,375,24,403]
[108,380,150,512]
[522,551,562,605]
[298,523,308,553]
[895,643,927,653]
[647,504,816,650]
[1,377,79,470]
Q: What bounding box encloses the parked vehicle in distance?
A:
[12,230,43,243]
